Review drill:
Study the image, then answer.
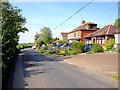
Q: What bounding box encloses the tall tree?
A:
[40,27,53,44]
[114,18,120,28]
[1,2,28,88]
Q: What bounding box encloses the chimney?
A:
[81,20,86,25]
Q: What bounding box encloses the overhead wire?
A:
[53,0,94,30]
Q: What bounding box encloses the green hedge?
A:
[71,41,85,53]
[17,43,33,49]
[90,43,104,53]
[105,39,115,51]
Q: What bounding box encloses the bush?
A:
[117,48,120,53]
[38,47,46,53]
[45,49,56,54]
[58,49,66,55]
[71,41,85,53]
[90,43,104,53]
[105,39,115,51]
[58,48,78,56]
[114,47,120,53]
[59,50,65,55]
[69,49,77,55]
[17,43,33,49]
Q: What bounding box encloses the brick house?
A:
[84,24,120,45]
[60,32,68,41]
[67,20,99,43]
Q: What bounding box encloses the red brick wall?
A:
[81,30,97,42]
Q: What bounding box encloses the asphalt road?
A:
[12,48,118,88]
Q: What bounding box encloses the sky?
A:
[10,1,118,43]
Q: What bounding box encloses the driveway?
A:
[63,52,119,76]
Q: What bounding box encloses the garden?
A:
[36,38,120,57]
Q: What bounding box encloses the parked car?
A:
[84,44,92,52]
[52,44,61,48]
[61,43,67,48]
[61,43,72,48]
[52,43,72,48]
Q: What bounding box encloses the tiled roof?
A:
[61,32,68,36]
[85,25,120,38]
[69,25,86,33]
[61,32,68,34]
[69,22,97,33]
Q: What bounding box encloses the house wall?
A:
[68,31,81,40]
[81,30,97,42]
[60,34,68,41]
[62,36,68,41]
[68,30,97,42]
[89,35,114,45]
[59,34,62,40]
[93,36,105,44]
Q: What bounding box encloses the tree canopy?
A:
[35,27,53,46]
[40,27,53,43]
[114,18,120,28]
[1,2,28,87]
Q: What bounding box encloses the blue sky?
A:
[10,2,118,43]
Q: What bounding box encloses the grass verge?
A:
[112,74,120,80]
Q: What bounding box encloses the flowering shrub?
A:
[105,39,115,51]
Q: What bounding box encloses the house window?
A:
[96,37,101,44]
[89,24,96,29]
[74,32,76,37]
[97,39,99,44]
[99,40,101,44]
[86,40,92,44]
[97,37,105,44]
[78,32,80,36]
[102,37,105,44]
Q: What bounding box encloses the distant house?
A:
[84,24,120,45]
[67,20,99,43]
[60,32,68,41]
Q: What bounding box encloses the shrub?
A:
[71,41,85,53]
[38,40,45,46]
[59,50,65,55]
[114,47,120,53]
[55,48,61,54]
[90,43,104,53]
[105,39,115,51]
[17,43,33,49]
[49,49,56,54]
[38,47,46,53]
[117,48,120,53]
[69,49,77,55]
[44,49,56,54]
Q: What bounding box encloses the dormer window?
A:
[87,24,97,29]
[90,24,97,29]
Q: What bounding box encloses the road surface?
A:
[12,48,118,88]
